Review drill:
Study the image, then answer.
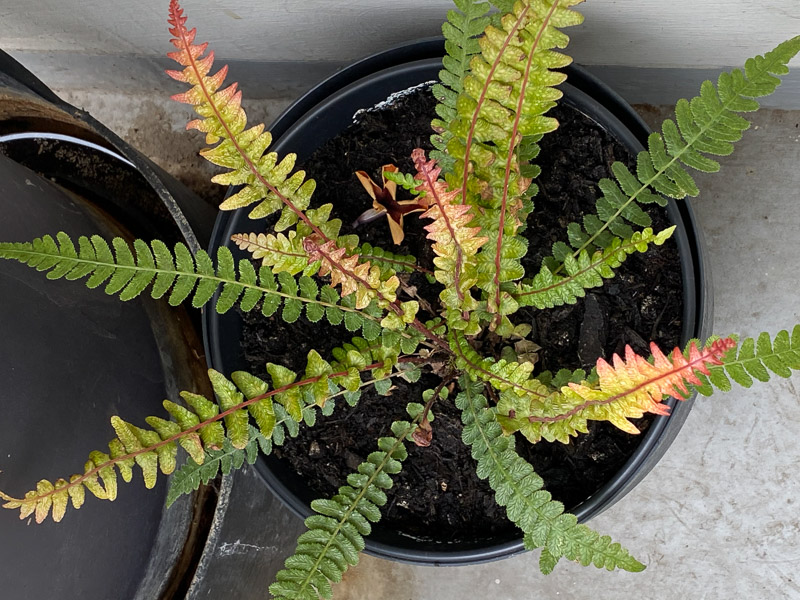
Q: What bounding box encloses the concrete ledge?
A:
[9,51,800,109]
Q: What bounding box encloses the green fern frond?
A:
[0,233,393,343]
[270,419,416,600]
[165,424,269,507]
[451,329,552,400]
[456,378,644,573]
[439,0,584,321]
[692,327,800,394]
[567,36,800,255]
[354,242,427,277]
[513,227,675,309]
[431,0,495,172]
[381,169,423,196]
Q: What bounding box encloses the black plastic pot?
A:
[0,51,219,597]
[204,39,712,566]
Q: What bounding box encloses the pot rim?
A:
[203,39,711,566]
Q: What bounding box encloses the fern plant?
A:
[1,0,799,598]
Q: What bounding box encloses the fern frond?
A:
[166,368,408,505]
[513,226,675,309]
[692,327,800,394]
[270,418,417,600]
[431,0,495,172]
[354,242,429,277]
[498,338,736,443]
[0,233,390,342]
[232,203,358,274]
[232,231,425,280]
[301,237,401,312]
[441,0,583,322]
[381,169,424,196]
[165,424,269,507]
[168,0,417,324]
[232,230,310,274]
[0,349,409,522]
[412,148,487,334]
[451,330,552,399]
[456,379,644,573]
[567,36,800,255]
[167,0,316,225]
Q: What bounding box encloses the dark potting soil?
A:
[238,87,684,544]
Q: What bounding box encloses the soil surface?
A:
[239,87,684,544]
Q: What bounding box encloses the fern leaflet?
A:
[0,233,398,342]
[167,0,315,224]
[498,338,736,443]
[165,424,269,507]
[513,227,675,309]
[441,0,583,324]
[431,0,494,172]
[0,350,409,522]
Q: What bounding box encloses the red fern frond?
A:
[499,337,738,443]
[166,0,243,142]
[563,337,737,433]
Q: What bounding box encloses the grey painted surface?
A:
[2,0,799,67]
[9,51,800,110]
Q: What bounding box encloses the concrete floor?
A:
[19,70,800,598]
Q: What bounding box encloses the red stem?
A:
[459,5,530,208]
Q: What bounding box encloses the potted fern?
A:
[204,43,707,565]
[1,0,799,598]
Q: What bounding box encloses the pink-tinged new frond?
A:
[498,337,737,444]
[166,1,395,314]
[302,237,399,310]
[166,0,245,144]
[565,337,737,433]
[412,149,486,317]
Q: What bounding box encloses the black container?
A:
[204,40,712,566]
[0,50,219,597]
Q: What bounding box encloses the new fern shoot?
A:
[1,1,800,599]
